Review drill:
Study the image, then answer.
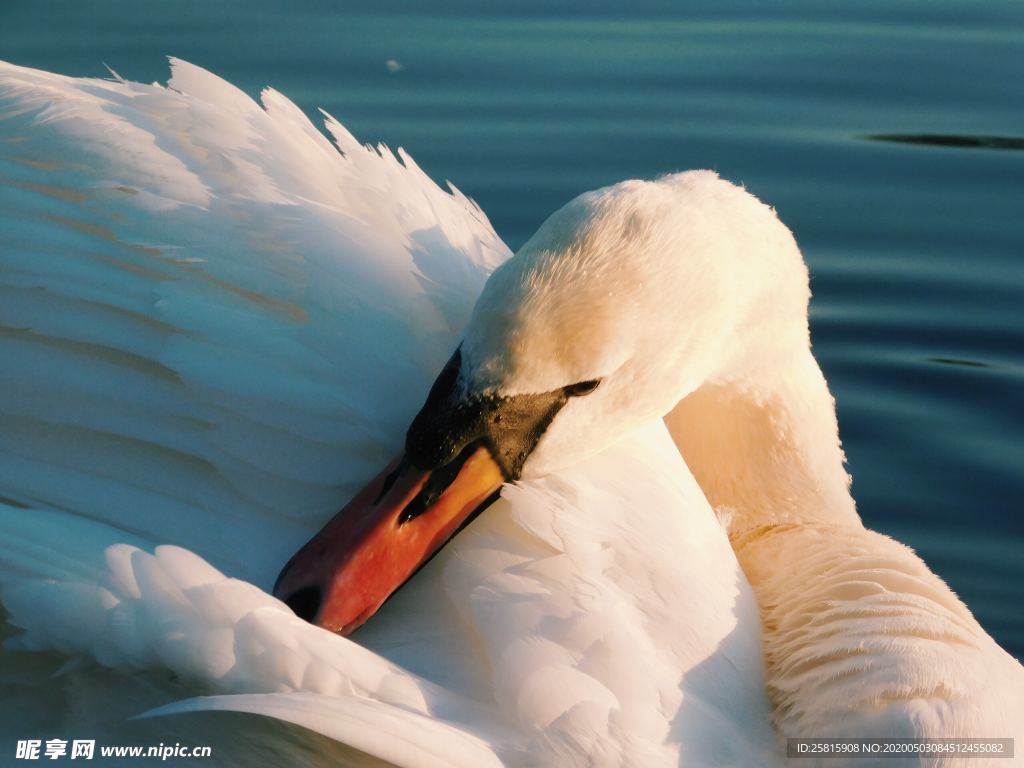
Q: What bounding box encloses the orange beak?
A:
[273,445,504,634]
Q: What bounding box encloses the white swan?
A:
[0,58,776,767]
[0,59,1020,767]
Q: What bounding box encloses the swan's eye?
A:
[564,379,602,398]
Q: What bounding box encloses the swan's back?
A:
[732,518,1024,763]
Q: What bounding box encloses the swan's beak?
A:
[274,348,569,634]
[273,445,503,635]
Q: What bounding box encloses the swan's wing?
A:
[0,58,512,768]
[147,694,504,768]
[0,502,507,768]
[0,58,510,586]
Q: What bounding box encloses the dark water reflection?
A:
[1,1,1021,659]
[866,133,1024,151]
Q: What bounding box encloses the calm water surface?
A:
[3,1,1022,658]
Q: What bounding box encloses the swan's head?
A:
[275,170,810,633]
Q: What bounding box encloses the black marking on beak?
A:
[405,349,570,480]
[404,347,604,492]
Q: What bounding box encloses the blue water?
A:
[2,1,1022,658]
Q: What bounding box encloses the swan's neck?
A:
[665,344,859,535]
